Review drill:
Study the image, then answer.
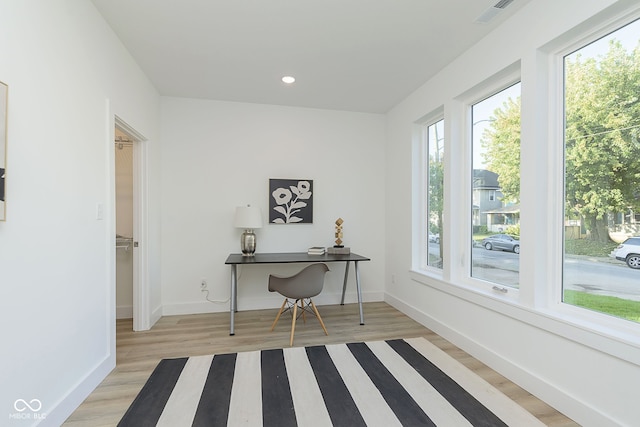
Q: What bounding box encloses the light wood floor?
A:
[64,302,578,426]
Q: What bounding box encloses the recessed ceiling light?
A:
[282,76,296,84]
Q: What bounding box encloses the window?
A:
[563,19,640,323]
[425,119,444,269]
[471,83,521,288]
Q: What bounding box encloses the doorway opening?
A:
[115,128,135,320]
[114,117,149,331]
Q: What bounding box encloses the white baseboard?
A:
[150,304,163,327]
[40,354,115,427]
[116,305,133,319]
[161,291,384,316]
[384,293,617,427]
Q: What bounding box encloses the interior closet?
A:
[115,130,134,319]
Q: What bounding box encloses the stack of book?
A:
[307,246,325,255]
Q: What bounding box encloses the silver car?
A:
[481,234,520,254]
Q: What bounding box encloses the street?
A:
[564,255,640,301]
[429,243,640,301]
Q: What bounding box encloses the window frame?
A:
[413,110,445,274]
[409,5,640,363]
[554,13,640,327]
[460,73,522,298]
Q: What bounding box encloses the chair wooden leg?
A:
[300,299,307,323]
[271,298,288,331]
[310,300,328,336]
[290,301,298,346]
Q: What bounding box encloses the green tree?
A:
[565,41,640,242]
[481,97,521,204]
[482,40,640,243]
[429,156,443,232]
[428,121,444,267]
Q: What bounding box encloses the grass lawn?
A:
[564,238,618,257]
[564,290,640,323]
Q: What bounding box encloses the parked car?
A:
[611,236,640,269]
[481,234,520,254]
[428,233,440,243]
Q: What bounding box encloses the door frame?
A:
[114,115,150,331]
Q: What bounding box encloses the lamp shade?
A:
[234,205,263,229]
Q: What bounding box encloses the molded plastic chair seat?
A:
[268,263,329,346]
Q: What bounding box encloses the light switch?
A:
[96,203,104,220]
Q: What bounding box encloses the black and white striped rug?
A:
[118,337,544,426]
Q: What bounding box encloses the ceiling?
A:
[92,0,529,114]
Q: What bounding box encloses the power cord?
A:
[201,265,244,304]
[201,288,230,304]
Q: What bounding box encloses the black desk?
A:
[224,252,371,335]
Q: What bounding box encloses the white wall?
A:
[4,1,638,425]
[0,1,161,425]
[160,97,386,316]
[385,0,640,426]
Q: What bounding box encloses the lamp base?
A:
[240,229,257,256]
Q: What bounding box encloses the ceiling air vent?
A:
[475,0,516,24]
[494,0,515,9]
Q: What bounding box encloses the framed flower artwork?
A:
[269,179,313,224]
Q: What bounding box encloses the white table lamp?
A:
[234,205,263,256]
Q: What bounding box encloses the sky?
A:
[568,17,640,60]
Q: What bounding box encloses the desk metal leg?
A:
[354,261,364,325]
[340,261,350,305]
[230,264,237,335]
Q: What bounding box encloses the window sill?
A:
[409,269,640,366]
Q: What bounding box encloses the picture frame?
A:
[0,80,7,221]
[269,179,313,224]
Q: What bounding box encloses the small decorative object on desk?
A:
[333,217,344,247]
[327,246,350,254]
[327,217,350,254]
[308,246,325,255]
